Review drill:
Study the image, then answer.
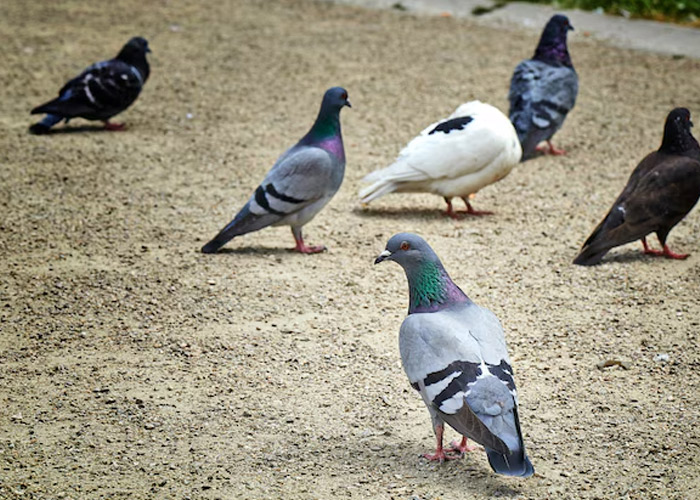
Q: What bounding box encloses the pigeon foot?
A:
[641,238,688,260]
[421,449,462,463]
[293,243,327,254]
[446,437,477,456]
[104,121,127,131]
[461,198,493,216]
[536,141,566,156]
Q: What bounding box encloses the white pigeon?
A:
[359,101,522,217]
[375,233,534,477]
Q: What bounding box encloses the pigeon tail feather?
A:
[487,449,535,477]
[359,179,398,203]
[201,204,276,253]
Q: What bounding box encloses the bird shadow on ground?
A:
[336,438,524,497]
[353,206,448,221]
[201,246,314,256]
[603,249,663,265]
[34,125,117,135]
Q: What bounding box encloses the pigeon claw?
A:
[421,449,462,463]
[641,238,689,260]
[293,243,327,254]
[446,437,477,456]
[103,121,127,131]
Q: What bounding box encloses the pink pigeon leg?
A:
[442,197,460,219]
[422,424,462,462]
[291,227,326,254]
[461,197,493,216]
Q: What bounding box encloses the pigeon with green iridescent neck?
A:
[201,87,351,254]
[375,233,534,477]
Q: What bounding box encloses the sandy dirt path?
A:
[1,0,699,498]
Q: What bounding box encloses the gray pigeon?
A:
[509,15,578,160]
[201,87,351,254]
[375,233,534,477]
[30,37,151,134]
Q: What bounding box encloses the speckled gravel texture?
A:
[1,0,700,499]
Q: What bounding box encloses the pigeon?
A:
[359,101,521,217]
[29,37,151,134]
[201,87,351,254]
[574,108,700,266]
[375,233,534,477]
[508,14,578,160]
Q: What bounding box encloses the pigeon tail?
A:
[484,404,534,478]
[487,448,535,477]
[201,203,280,253]
[358,178,397,203]
[573,244,611,266]
[29,114,63,134]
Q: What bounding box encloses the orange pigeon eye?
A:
[400,241,410,251]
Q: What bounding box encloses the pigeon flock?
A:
[27,12,700,480]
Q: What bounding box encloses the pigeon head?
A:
[533,14,574,67]
[304,87,351,150]
[375,233,469,313]
[660,108,700,155]
[118,37,151,59]
[117,37,151,80]
[322,86,352,111]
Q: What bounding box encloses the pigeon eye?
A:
[400,241,410,251]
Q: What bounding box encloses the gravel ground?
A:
[1,0,700,499]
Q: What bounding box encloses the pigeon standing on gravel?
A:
[359,101,521,217]
[29,37,151,134]
[375,233,534,477]
[201,87,351,254]
[508,14,578,160]
[574,108,700,265]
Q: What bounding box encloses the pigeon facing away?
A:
[29,37,151,134]
[375,233,534,477]
[509,15,578,160]
[201,87,351,254]
[574,108,700,266]
[359,101,521,217]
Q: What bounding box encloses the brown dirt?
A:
[1,0,700,498]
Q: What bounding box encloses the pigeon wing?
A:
[575,156,700,264]
[201,147,336,251]
[32,59,144,119]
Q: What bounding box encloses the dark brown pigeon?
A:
[574,108,700,266]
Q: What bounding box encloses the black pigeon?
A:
[508,15,578,160]
[574,108,700,266]
[29,37,151,134]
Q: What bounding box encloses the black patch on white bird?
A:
[428,116,474,135]
[488,360,516,392]
[265,184,305,204]
[425,360,481,408]
[411,382,419,391]
[254,186,284,216]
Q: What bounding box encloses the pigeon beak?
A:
[146,47,152,53]
[345,99,352,108]
[374,249,391,264]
